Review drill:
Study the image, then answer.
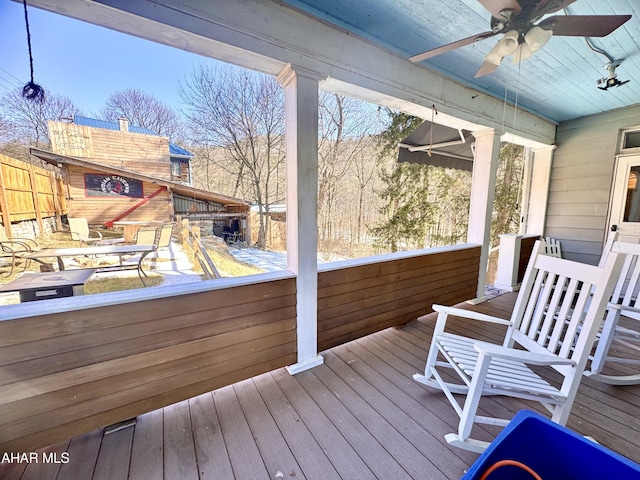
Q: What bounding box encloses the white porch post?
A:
[494,234,523,292]
[468,129,501,303]
[278,64,324,374]
[523,146,555,235]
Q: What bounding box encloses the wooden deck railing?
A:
[0,243,480,453]
[0,272,297,453]
[317,244,480,351]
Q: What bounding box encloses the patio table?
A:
[23,245,156,286]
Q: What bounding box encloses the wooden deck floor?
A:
[3,292,640,479]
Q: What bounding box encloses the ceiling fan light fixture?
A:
[485,42,505,65]
[486,30,519,65]
[524,26,553,53]
[498,30,520,55]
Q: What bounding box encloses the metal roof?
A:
[73,115,193,157]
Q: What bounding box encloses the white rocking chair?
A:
[586,240,640,385]
[413,240,624,453]
[543,236,562,258]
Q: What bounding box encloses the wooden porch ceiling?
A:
[3,292,640,479]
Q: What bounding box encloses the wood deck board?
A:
[0,462,27,480]
[163,400,198,480]
[188,392,234,480]
[294,367,414,480]
[252,372,342,480]
[3,292,640,478]
[349,334,490,462]
[129,409,163,480]
[212,385,271,480]
[331,341,477,473]
[19,440,68,480]
[270,368,376,480]
[313,351,449,479]
[353,330,515,439]
[233,376,306,480]
[92,427,133,480]
[56,430,102,480]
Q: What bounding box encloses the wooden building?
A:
[49,116,192,184]
[37,118,249,233]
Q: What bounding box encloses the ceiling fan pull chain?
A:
[428,104,438,157]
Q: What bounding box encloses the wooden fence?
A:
[181,219,221,279]
[0,154,66,237]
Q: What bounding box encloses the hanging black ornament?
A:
[21,0,45,104]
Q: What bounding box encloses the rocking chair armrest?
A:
[608,303,640,315]
[432,305,512,326]
[474,341,576,366]
[89,229,103,240]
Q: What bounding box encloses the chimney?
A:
[118,117,129,132]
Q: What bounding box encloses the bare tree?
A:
[101,88,185,141]
[0,87,80,162]
[180,65,285,248]
[318,93,380,240]
[348,143,379,246]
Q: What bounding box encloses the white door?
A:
[610,155,640,243]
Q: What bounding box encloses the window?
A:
[624,167,640,222]
[171,160,181,177]
[620,128,640,151]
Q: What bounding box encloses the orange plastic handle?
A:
[479,459,543,480]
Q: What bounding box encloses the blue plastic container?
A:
[462,410,640,479]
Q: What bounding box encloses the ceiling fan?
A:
[410,0,631,77]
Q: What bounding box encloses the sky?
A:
[0,0,221,116]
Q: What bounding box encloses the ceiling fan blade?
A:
[477,0,521,18]
[475,61,500,78]
[410,31,497,63]
[539,15,631,37]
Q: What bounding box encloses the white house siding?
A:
[547,104,640,264]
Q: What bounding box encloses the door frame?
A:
[608,154,640,241]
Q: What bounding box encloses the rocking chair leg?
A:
[444,434,490,453]
[590,309,621,374]
[442,353,492,453]
[458,353,490,440]
[583,372,640,385]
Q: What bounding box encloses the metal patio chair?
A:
[0,239,38,276]
[68,218,102,246]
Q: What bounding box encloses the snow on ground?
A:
[227,247,287,272]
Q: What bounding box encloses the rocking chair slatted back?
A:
[510,248,610,368]
[586,240,640,384]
